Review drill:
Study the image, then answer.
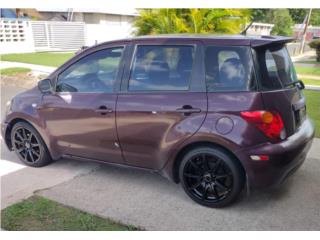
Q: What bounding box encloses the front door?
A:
[39,47,124,163]
[116,43,207,170]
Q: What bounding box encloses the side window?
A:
[128,45,194,91]
[205,46,255,92]
[56,47,123,93]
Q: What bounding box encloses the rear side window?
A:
[128,45,194,91]
[261,46,297,90]
[205,46,255,92]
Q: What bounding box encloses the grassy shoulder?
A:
[304,90,320,138]
[301,78,320,86]
[1,67,31,76]
[296,61,319,65]
[295,66,320,76]
[1,196,137,231]
[1,52,74,67]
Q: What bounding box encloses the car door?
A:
[38,46,125,163]
[116,41,207,170]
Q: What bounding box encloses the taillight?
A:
[240,111,286,141]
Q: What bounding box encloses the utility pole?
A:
[300,9,312,54]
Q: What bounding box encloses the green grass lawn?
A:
[1,52,74,67]
[295,66,320,76]
[304,90,320,138]
[1,67,31,76]
[1,196,137,231]
[301,78,320,86]
[296,60,319,64]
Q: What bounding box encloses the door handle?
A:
[95,106,113,115]
[176,105,201,115]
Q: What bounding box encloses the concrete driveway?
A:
[1,85,320,230]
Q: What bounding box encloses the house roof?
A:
[36,8,139,16]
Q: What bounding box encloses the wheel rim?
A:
[13,127,41,163]
[183,153,233,203]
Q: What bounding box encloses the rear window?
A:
[205,46,256,92]
[259,46,297,90]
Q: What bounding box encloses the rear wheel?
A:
[11,122,52,167]
[179,146,245,208]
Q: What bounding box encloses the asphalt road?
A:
[1,85,320,230]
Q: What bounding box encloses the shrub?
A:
[309,39,320,62]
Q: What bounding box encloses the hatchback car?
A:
[2,35,315,207]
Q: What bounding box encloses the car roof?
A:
[94,34,294,48]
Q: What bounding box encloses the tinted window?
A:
[56,47,123,93]
[261,46,297,90]
[205,46,255,92]
[129,45,194,91]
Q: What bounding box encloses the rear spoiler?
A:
[251,36,295,48]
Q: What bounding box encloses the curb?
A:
[305,85,320,91]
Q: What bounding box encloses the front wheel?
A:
[11,121,52,167]
[179,146,245,208]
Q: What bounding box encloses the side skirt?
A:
[61,154,162,175]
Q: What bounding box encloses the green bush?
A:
[268,9,293,36]
[309,39,320,62]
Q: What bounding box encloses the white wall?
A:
[247,22,274,36]
[85,15,135,46]
[1,14,136,54]
[0,19,35,54]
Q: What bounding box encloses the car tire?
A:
[11,121,52,167]
[179,146,245,208]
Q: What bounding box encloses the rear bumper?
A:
[236,118,315,188]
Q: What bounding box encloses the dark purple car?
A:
[1,35,315,207]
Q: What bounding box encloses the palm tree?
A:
[133,9,251,35]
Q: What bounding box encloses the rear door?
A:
[255,45,306,137]
[116,41,207,170]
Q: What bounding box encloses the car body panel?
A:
[116,92,207,169]
[38,92,122,163]
[1,35,315,191]
[235,118,314,188]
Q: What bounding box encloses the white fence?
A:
[0,18,133,54]
[31,21,86,51]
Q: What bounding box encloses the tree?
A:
[267,9,294,36]
[251,9,269,22]
[289,9,308,23]
[288,9,320,26]
[310,9,320,26]
[133,9,251,35]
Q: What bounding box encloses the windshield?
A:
[259,45,298,90]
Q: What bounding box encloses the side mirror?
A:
[297,80,305,90]
[38,79,53,94]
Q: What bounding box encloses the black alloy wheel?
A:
[179,147,245,208]
[11,122,52,167]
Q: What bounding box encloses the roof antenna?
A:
[241,20,254,35]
